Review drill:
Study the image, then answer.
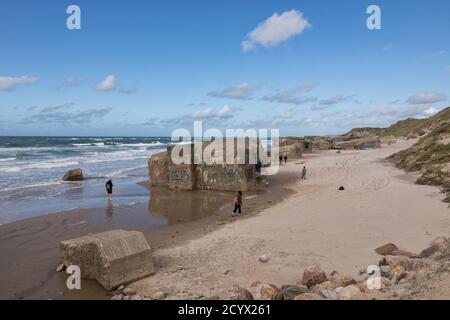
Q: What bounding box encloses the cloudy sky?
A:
[1,0,449,136]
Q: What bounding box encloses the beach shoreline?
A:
[1,140,449,300]
[0,164,296,300]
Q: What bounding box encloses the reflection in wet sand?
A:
[149,188,232,225]
[106,200,114,216]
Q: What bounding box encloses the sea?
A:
[0,136,171,224]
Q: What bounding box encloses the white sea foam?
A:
[0,157,16,162]
[0,180,62,193]
[106,165,148,178]
[0,160,80,173]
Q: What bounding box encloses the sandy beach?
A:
[1,140,449,300]
[129,140,450,299]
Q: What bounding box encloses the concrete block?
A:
[60,229,154,290]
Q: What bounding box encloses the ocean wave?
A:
[0,157,16,162]
[72,143,93,146]
[71,142,107,147]
[0,180,62,193]
[0,160,80,173]
[107,165,148,178]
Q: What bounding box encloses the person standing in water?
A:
[232,191,242,216]
[301,166,307,180]
[106,179,113,201]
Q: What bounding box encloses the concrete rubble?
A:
[60,229,154,291]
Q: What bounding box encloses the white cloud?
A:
[192,105,234,120]
[20,106,112,125]
[319,95,351,106]
[95,75,136,94]
[96,75,117,92]
[423,106,439,116]
[217,105,232,118]
[192,107,215,119]
[208,83,257,100]
[279,108,297,119]
[41,102,75,113]
[241,10,311,52]
[144,105,239,128]
[262,83,319,105]
[407,92,447,105]
[0,76,39,91]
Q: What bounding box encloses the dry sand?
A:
[130,140,450,299]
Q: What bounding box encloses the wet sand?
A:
[0,170,296,300]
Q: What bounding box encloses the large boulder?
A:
[375,243,399,256]
[216,285,254,300]
[310,281,337,293]
[63,168,84,181]
[60,229,154,290]
[293,293,325,300]
[250,282,280,300]
[301,266,328,288]
[391,265,407,284]
[338,284,361,300]
[272,285,309,300]
[420,237,450,260]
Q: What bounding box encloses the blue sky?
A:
[1,0,449,136]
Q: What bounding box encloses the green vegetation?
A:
[385,107,450,201]
[345,107,450,139]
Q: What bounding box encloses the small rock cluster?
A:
[111,286,142,300]
[108,237,450,300]
[204,237,450,301]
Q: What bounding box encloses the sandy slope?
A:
[131,141,450,299]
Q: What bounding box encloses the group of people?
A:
[104,162,307,219]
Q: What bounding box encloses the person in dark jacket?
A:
[301,166,307,180]
[232,191,243,216]
[106,179,113,201]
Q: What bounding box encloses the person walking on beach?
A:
[232,191,242,216]
[301,166,307,180]
[284,153,288,164]
[279,155,283,165]
[106,179,113,201]
[256,160,262,173]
